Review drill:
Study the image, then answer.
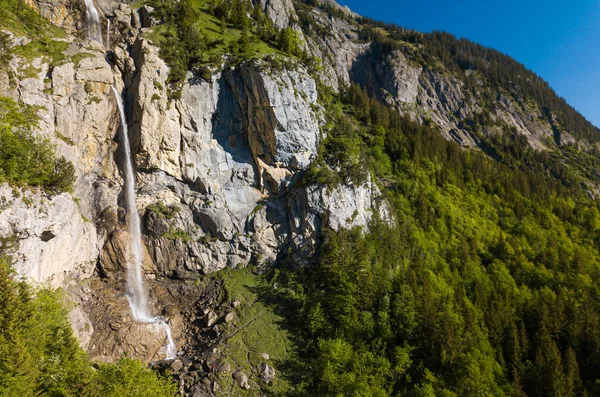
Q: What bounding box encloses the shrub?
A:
[0,96,76,193]
[0,256,178,397]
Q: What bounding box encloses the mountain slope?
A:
[1,0,600,396]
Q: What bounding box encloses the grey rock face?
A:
[0,186,98,287]
[304,12,368,91]
[352,50,421,105]
[253,0,296,29]
[287,175,391,263]
[263,65,320,170]
[125,38,325,274]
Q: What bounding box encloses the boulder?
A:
[233,370,250,389]
[259,362,275,383]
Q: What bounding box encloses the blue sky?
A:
[340,0,600,128]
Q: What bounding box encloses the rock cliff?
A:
[1,0,597,394]
[0,0,391,369]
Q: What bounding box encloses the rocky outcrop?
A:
[123,35,333,275]
[348,45,555,148]
[0,185,97,287]
[287,175,391,262]
[303,10,369,91]
[25,0,84,33]
[0,38,122,286]
[253,0,296,29]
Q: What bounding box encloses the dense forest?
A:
[263,82,600,396]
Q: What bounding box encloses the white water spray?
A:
[111,87,177,360]
[106,19,111,51]
[83,0,103,44]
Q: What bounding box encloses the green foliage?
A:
[0,256,177,396]
[148,0,205,97]
[91,357,177,397]
[147,0,310,90]
[0,96,75,193]
[148,201,180,219]
[264,80,600,396]
[0,255,92,396]
[0,0,69,69]
[162,227,191,243]
[277,27,303,58]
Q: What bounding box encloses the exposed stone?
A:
[216,360,231,373]
[259,362,275,383]
[224,312,235,323]
[203,310,218,327]
[25,0,84,34]
[0,30,31,48]
[68,305,94,350]
[287,174,392,263]
[139,5,156,28]
[254,0,296,29]
[233,370,250,389]
[0,186,98,287]
[170,359,184,372]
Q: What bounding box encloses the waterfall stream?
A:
[83,0,103,44]
[111,87,177,360]
[106,19,111,51]
[84,0,177,361]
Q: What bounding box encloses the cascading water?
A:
[106,19,111,51]
[111,87,177,360]
[83,0,103,44]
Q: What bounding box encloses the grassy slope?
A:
[212,267,296,396]
[144,0,283,68]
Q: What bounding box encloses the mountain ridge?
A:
[1,0,600,395]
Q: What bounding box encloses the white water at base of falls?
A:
[111,87,177,360]
[84,0,103,44]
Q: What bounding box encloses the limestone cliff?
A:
[0,0,390,368]
[1,0,597,394]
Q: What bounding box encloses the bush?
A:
[91,358,177,397]
[0,255,177,397]
[0,96,75,193]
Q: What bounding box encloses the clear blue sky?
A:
[340,0,600,128]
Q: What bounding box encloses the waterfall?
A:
[106,19,111,51]
[111,87,177,360]
[84,0,103,44]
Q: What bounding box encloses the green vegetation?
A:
[162,227,191,243]
[0,96,75,193]
[212,267,296,395]
[0,255,177,397]
[356,21,600,143]
[0,0,69,68]
[148,201,181,219]
[253,82,600,396]
[91,358,177,397]
[145,0,308,98]
[54,131,75,146]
